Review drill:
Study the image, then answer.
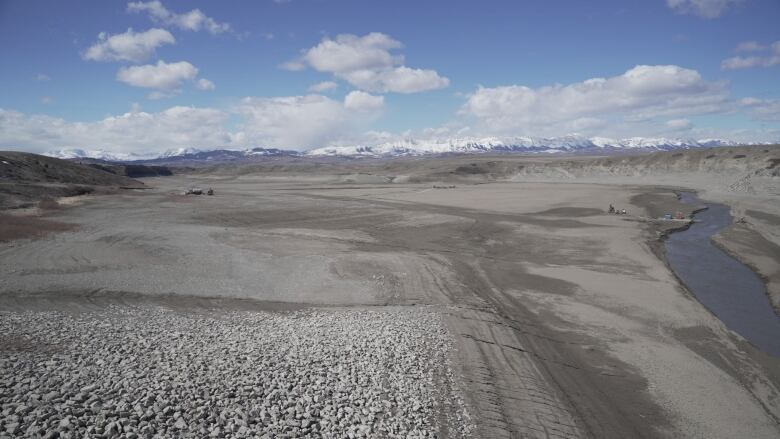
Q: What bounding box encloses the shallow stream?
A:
[665,192,780,357]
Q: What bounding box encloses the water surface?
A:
[665,192,780,357]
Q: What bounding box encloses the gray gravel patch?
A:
[0,305,473,438]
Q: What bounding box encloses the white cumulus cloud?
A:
[721,41,780,70]
[196,78,216,90]
[721,56,767,70]
[285,33,449,94]
[666,0,742,18]
[308,81,338,93]
[735,41,767,52]
[1,90,393,154]
[665,118,693,130]
[341,66,450,95]
[343,91,385,112]
[230,93,388,149]
[0,106,231,155]
[116,60,199,90]
[233,95,350,149]
[302,33,401,73]
[146,90,178,100]
[127,1,230,34]
[83,28,175,63]
[739,97,780,121]
[460,65,729,136]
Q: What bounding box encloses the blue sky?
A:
[1,0,779,154]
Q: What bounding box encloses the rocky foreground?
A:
[0,305,472,438]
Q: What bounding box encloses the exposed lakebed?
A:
[665,192,780,357]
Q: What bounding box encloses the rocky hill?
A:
[0,151,143,209]
[510,145,780,194]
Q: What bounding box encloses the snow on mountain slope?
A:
[306,136,743,157]
[44,136,752,162]
[45,149,151,162]
[158,147,203,158]
[45,147,300,162]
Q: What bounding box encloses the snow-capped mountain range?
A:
[307,136,743,157]
[45,136,755,162]
[47,147,301,163]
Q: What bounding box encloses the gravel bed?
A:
[0,305,472,438]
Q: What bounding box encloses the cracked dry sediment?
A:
[0,305,474,439]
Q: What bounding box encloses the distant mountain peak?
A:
[158,147,204,158]
[45,147,301,163]
[44,136,758,163]
[306,136,744,157]
[45,149,149,162]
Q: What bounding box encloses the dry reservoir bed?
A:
[0,303,472,438]
[2,169,780,439]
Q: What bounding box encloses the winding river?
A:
[665,192,780,357]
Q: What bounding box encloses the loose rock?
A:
[0,305,473,438]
